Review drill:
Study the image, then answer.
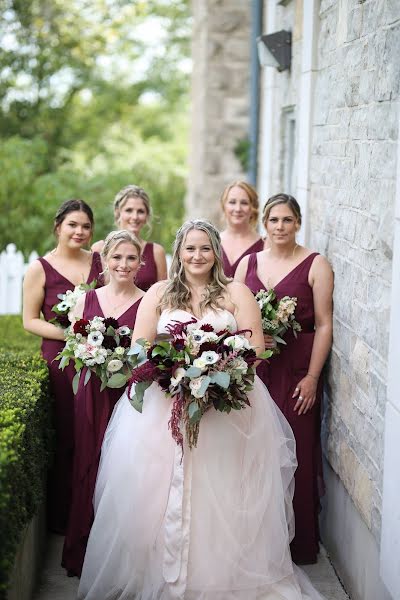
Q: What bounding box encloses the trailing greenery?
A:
[0,317,50,596]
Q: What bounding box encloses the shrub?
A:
[0,317,51,596]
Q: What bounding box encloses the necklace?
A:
[105,289,137,312]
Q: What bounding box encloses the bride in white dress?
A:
[78,220,325,600]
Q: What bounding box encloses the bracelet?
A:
[306,372,319,380]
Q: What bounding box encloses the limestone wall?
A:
[186,1,251,225]
[310,0,399,543]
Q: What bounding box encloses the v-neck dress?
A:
[136,242,158,291]
[38,252,103,534]
[245,251,323,564]
[221,238,264,278]
[62,289,142,577]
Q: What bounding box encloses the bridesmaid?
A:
[235,193,334,564]
[92,184,167,290]
[219,180,264,278]
[23,199,103,534]
[62,229,144,577]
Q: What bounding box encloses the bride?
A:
[78,220,325,600]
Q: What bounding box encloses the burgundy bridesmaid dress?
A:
[38,252,103,534]
[245,252,323,564]
[136,242,158,291]
[62,290,142,577]
[221,238,264,278]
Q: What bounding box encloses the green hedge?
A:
[0,317,51,597]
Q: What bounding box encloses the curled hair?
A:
[158,220,231,315]
[113,185,152,231]
[262,193,302,227]
[220,181,259,227]
[53,199,94,234]
[101,229,143,265]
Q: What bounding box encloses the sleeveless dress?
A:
[78,308,325,600]
[136,242,158,291]
[245,252,323,564]
[62,289,142,577]
[221,238,264,278]
[38,252,103,534]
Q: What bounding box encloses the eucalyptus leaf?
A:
[72,371,81,395]
[107,373,127,388]
[185,366,202,378]
[210,371,230,389]
[198,375,211,396]
[188,401,201,424]
[274,335,286,345]
[84,369,92,386]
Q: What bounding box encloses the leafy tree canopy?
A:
[0,0,190,255]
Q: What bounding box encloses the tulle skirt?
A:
[78,377,324,600]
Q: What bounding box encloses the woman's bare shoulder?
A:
[91,240,104,253]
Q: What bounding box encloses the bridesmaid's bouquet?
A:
[255,288,301,354]
[128,319,272,450]
[56,316,137,393]
[50,280,97,327]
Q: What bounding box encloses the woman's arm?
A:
[22,261,65,341]
[233,255,249,284]
[293,255,334,414]
[132,281,167,344]
[153,243,168,281]
[227,282,265,356]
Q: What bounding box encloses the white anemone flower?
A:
[87,331,104,347]
[199,351,219,365]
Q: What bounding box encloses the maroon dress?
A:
[38,253,103,534]
[221,238,264,278]
[136,242,158,291]
[245,252,323,564]
[62,290,142,576]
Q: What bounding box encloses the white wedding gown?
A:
[78,309,325,600]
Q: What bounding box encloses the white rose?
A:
[224,335,251,351]
[107,359,123,372]
[193,357,207,370]
[170,367,187,387]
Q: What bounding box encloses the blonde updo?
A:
[220,181,259,227]
[101,230,143,264]
[262,193,302,227]
[113,185,152,227]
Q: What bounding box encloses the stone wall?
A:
[309,0,399,544]
[186,1,251,225]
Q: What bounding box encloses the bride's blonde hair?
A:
[159,220,231,315]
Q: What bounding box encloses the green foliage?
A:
[234,137,251,172]
[0,315,41,352]
[0,0,190,256]
[0,317,51,595]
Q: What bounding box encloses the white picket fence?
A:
[0,244,38,315]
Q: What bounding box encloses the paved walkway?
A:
[34,535,349,600]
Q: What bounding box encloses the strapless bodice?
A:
[157,308,237,334]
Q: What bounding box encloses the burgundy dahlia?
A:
[73,319,89,335]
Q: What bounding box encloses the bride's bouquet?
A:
[255,288,301,354]
[50,281,97,327]
[128,319,272,450]
[56,316,137,393]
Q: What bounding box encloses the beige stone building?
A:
[187,2,400,600]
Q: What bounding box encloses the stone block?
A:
[350,338,371,395]
[369,141,397,180]
[384,0,400,24]
[367,102,398,141]
[209,11,247,34]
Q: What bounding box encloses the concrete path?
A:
[34,535,349,600]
